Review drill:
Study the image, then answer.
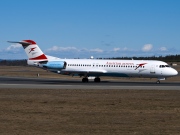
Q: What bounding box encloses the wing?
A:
[60,69,107,75]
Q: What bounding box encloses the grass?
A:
[0,89,180,135]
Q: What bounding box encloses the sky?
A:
[0,0,180,59]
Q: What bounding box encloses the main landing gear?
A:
[82,77,88,82]
[81,77,101,82]
[94,77,100,82]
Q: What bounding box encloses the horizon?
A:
[1,54,180,61]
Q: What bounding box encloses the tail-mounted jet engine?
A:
[38,61,67,69]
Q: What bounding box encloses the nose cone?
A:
[163,68,178,77]
[171,69,178,76]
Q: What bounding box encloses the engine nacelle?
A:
[41,61,67,69]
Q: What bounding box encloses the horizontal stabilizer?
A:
[8,41,33,46]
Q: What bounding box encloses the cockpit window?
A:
[159,65,170,68]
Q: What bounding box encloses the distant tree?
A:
[0,59,27,66]
[101,54,180,62]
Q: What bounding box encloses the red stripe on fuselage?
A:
[29,54,47,60]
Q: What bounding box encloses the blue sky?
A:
[0,0,180,59]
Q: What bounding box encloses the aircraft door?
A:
[150,65,155,74]
[159,65,165,75]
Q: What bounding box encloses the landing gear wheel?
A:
[82,78,88,82]
[156,80,160,84]
[94,77,100,82]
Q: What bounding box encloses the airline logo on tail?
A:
[29,47,36,53]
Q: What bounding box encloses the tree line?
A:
[0,59,27,66]
[99,54,180,62]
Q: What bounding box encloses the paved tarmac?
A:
[0,76,180,90]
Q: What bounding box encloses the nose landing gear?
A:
[156,80,160,84]
[156,77,165,84]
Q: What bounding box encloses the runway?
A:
[0,76,180,90]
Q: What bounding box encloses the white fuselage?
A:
[28,59,178,79]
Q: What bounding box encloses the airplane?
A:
[8,40,178,83]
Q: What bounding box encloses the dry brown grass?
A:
[0,89,180,135]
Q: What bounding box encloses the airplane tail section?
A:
[8,40,48,61]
